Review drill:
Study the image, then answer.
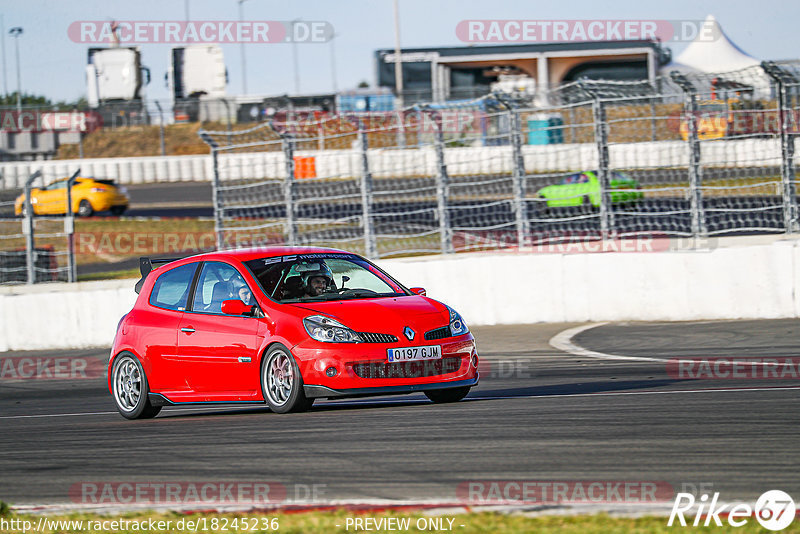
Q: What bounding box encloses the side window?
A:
[148,263,198,311]
[192,262,250,313]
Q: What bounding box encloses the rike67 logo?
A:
[669,490,796,531]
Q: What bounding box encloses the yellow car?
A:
[15,177,129,217]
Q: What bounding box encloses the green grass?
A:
[1,510,793,534]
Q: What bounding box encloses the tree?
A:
[0,92,88,109]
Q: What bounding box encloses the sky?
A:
[0,0,799,104]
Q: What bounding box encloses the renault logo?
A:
[403,326,415,341]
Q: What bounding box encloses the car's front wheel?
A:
[425,386,471,404]
[77,199,94,217]
[111,353,161,419]
[261,345,314,413]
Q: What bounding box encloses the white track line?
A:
[471,385,800,400]
[0,405,268,420]
[548,322,671,363]
[0,411,118,420]
[549,322,795,368]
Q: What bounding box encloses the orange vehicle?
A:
[679,100,732,141]
[679,98,777,141]
[15,177,129,217]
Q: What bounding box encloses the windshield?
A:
[560,173,589,185]
[244,253,408,303]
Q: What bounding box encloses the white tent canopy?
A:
[660,15,769,96]
[662,15,760,74]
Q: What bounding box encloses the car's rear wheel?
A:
[111,353,161,419]
[77,199,94,217]
[424,386,471,404]
[110,205,127,216]
[261,345,314,413]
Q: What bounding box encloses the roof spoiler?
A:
[134,256,184,294]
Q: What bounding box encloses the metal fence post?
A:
[65,168,80,283]
[496,95,529,248]
[762,61,799,233]
[671,72,707,238]
[427,108,453,254]
[282,134,298,246]
[199,132,224,250]
[591,96,613,239]
[23,171,41,285]
[358,126,378,258]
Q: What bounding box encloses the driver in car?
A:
[301,264,334,298]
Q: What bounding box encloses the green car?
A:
[536,171,643,208]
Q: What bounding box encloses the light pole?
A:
[238,0,248,95]
[9,27,22,113]
[1,15,8,97]
[392,0,403,108]
[291,19,300,94]
[329,32,338,93]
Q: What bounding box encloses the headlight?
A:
[446,305,469,336]
[91,187,108,193]
[303,315,363,343]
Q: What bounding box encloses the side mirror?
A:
[221,299,252,316]
[410,287,426,296]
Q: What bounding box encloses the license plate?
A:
[387,345,442,363]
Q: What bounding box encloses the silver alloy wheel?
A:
[113,356,142,412]
[265,351,295,407]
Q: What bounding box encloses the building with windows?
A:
[375,40,671,104]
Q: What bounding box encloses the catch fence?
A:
[199,62,800,259]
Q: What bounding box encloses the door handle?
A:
[180,327,196,333]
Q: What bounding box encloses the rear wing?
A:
[134,256,184,294]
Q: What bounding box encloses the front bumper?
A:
[292,334,479,392]
[304,376,479,399]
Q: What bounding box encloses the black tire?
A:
[424,386,471,404]
[110,205,127,216]
[261,344,314,413]
[111,352,161,419]
[77,199,94,217]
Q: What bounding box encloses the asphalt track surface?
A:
[1,319,799,507]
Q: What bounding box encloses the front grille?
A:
[424,326,451,340]
[358,332,399,343]
[351,357,462,379]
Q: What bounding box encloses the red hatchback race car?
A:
[109,247,479,419]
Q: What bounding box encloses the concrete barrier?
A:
[1,237,799,351]
[1,138,796,190]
